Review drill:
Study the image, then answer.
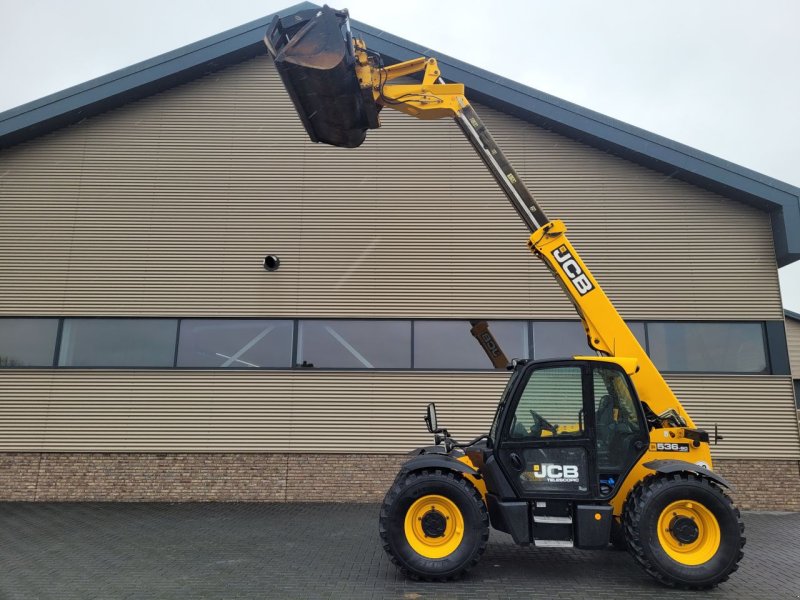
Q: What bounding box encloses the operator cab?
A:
[457,357,650,548]
[484,357,649,501]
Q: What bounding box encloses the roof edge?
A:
[0,2,315,147]
[349,20,800,266]
[0,2,797,265]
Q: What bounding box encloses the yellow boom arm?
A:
[264,7,694,428]
[354,49,692,427]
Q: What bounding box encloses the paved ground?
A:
[0,503,797,600]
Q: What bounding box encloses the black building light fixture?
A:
[263,255,281,271]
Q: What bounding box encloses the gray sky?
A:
[1,0,798,310]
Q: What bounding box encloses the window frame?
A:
[56,316,180,369]
[0,316,61,368]
[503,361,588,441]
[412,318,530,371]
[176,317,295,370]
[0,316,778,375]
[644,320,771,375]
[296,318,412,370]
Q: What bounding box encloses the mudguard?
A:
[399,451,480,478]
[644,459,733,489]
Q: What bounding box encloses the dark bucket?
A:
[264,5,380,148]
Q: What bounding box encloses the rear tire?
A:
[379,469,489,581]
[624,472,745,589]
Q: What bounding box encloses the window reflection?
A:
[414,321,528,369]
[58,319,177,367]
[177,319,293,368]
[0,316,774,374]
[647,322,767,373]
[0,319,59,367]
[297,320,410,368]
[532,321,646,359]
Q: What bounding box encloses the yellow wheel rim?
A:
[657,499,721,565]
[404,494,465,559]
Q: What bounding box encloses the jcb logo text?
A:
[553,246,594,296]
[532,463,581,483]
[533,464,579,479]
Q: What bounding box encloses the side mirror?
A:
[424,403,439,433]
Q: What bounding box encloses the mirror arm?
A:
[452,434,489,449]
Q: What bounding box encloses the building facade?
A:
[787,310,800,414]
[1,4,799,509]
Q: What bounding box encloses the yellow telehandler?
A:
[264,6,744,589]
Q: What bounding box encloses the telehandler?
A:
[264,6,745,589]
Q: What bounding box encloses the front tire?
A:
[379,469,489,581]
[624,472,745,589]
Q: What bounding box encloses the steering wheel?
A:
[529,410,557,437]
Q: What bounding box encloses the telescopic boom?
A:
[265,5,694,428]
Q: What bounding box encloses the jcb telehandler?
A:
[264,6,745,589]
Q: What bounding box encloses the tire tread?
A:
[623,472,745,590]
[378,468,489,582]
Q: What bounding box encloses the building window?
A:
[532,320,646,360]
[413,320,528,369]
[297,320,411,368]
[0,316,775,374]
[647,322,768,373]
[177,319,293,368]
[0,318,59,367]
[532,321,588,360]
[58,318,178,367]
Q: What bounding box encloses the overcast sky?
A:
[1,0,798,310]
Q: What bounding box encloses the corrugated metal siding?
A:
[668,375,799,459]
[0,371,503,453]
[0,56,782,320]
[786,318,800,378]
[0,370,796,459]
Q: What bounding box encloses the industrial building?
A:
[1,3,798,509]
[787,310,800,411]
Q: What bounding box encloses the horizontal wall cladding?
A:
[0,56,782,320]
[0,371,796,459]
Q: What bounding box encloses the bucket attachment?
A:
[264,5,380,148]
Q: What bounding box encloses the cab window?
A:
[593,365,644,472]
[507,365,584,440]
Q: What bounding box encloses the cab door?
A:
[496,361,597,498]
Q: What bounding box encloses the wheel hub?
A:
[669,515,699,544]
[420,509,447,538]
[656,499,721,566]
[403,494,466,559]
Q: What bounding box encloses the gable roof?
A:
[1,2,798,266]
[787,309,800,322]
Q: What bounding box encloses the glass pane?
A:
[0,318,59,367]
[508,365,584,439]
[647,322,767,373]
[533,321,589,359]
[177,319,293,368]
[517,446,589,494]
[593,366,644,477]
[414,321,528,369]
[533,321,646,359]
[58,319,177,367]
[628,321,647,349]
[298,320,410,368]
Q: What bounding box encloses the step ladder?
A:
[532,501,574,548]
